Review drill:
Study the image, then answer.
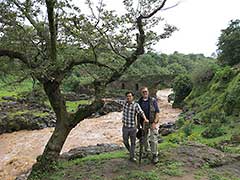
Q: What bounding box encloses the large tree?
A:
[0,0,176,178]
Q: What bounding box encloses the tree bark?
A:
[28,80,71,179]
[28,80,104,179]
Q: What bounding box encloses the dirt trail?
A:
[0,88,181,180]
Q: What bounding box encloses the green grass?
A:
[157,161,184,176]
[40,143,187,180]
[65,100,92,112]
[0,79,33,101]
[195,166,240,180]
[7,110,49,118]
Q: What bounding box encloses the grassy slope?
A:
[37,140,240,180]
[176,67,240,153]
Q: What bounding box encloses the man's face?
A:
[141,88,149,98]
[126,93,134,103]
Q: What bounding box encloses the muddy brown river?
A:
[0,89,181,180]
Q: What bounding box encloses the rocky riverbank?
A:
[0,97,56,134]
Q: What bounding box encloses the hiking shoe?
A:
[152,154,159,164]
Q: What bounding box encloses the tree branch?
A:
[12,0,48,40]
[0,49,29,64]
[69,99,104,128]
[104,0,169,85]
[45,0,57,61]
[95,26,128,60]
[63,59,118,74]
[142,0,168,19]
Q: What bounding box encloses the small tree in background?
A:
[172,74,192,108]
[217,19,240,66]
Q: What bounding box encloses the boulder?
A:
[158,122,176,136]
[2,96,17,101]
[98,101,123,115]
[61,143,124,160]
[63,92,90,101]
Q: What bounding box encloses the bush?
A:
[19,85,47,104]
[172,74,193,108]
[217,19,240,66]
[182,121,193,137]
[201,120,225,138]
[191,63,218,85]
[223,74,240,116]
[175,117,185,128]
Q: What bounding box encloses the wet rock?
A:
[167,93,174,103]
[15,170,31,180]
[231,134,240,144]
[193,118,201,125]
[61,143,124,161]
[98,101,123,115]
[63,92,90,101]
[158,122,176,136]
[2,96,17,101]
[0,100,56,134]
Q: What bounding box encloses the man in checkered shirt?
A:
[103,91,148,162]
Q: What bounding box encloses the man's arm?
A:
[136,103,149,123]
[102,98,125,106]
[152,98,160,129]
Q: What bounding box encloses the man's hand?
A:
[144,118,149,123]
[152,122,158,129]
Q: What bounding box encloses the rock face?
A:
[0,98,56,134]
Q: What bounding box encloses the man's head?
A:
[140,87,149,99]
[125,91,134,103]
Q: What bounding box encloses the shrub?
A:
[191,63,218,85]
[172,74,193,108]
[182,121,193,137]
[217,19,240,66]
[201,120,225,138]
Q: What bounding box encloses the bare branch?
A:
[95,26,128,60]
[161,1,180,11]
[12,0,48,40]
[63,58,118,74]
[104,0,170,85]
[141,0,168,19]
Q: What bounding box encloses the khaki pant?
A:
[144,123,158,156]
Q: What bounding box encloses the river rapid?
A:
[0,89,181,180]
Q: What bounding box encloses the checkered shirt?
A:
[116,100,144,128]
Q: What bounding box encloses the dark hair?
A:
[125,91,134,96]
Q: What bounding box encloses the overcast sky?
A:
[82,0,240,56]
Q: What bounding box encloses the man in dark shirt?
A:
[138,87,160,164]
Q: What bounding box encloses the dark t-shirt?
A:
[139,97,160,120]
